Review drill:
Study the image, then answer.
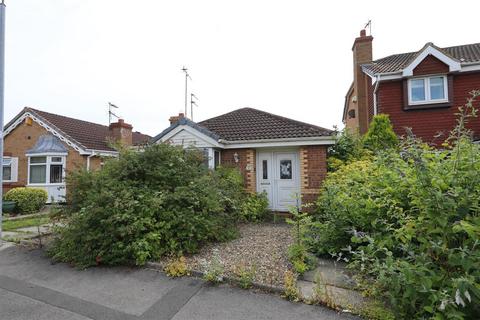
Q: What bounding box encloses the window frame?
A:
[407,75,449,105]
[2,157,12,182]
[27,154,66,186]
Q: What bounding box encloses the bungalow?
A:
[2,107,149,202]
[152,108,335,211]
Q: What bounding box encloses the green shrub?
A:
[4,187,48,214]
[362,114,398,152]
[312,93,480,319]
[48,144,244,268]
[239,192,269,222]
[327,128,370,172]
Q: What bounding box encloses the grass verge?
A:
[2,216,50,231]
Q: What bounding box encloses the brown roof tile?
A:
[7,107,150,152]
[363,42,480,75]
[198,108,332,141]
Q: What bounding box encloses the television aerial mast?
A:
[181,66,192,117]
[190,93,198,121]
[108,102,120,125]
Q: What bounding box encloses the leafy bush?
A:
[164,256,189,277]
[327,128,370,171]
[362,114,398,152]
[312,93,480,319]
[239,192,269,222]
[48,144,244,268]
[4,187,47,214]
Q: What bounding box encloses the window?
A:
[280,160,292,179]
[2,158,12,181]
[408,76,448,105]
[214,150,221,169]
[28,155,65,185]
[262,160,268,179]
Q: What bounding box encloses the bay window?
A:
[28,155,65,185]
[2,157,18,182]
[408,75,448,105]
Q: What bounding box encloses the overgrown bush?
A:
[362,114,398,152]
[327,128,367,171]
[239,192,269,222]
[4,187,47,214]
[48,144,244,268]
[312,92,480,319]
[327,114,397,172]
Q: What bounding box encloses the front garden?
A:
[44,93,480,319]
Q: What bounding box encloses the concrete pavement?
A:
[0,245,358,320]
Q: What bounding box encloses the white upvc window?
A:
[408,75,448,105]
[2,157,18,182]
[27,155,66,185]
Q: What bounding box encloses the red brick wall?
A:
[413,55,449,76]
[220,148,256,193]
[377,72,480,143]
[300,145,328,209]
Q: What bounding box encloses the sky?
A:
[4,0,480,136]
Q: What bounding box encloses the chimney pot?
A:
[360,29,366,37]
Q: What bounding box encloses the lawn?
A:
[2,216,50,231]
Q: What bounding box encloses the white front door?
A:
[257,150,300,211]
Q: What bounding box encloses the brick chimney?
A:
[108,119,133,146]
[352,29,373,135]
[169,113,185,125]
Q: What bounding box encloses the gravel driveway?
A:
[184,223,293,287]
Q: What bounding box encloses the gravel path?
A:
[185,223,293,287]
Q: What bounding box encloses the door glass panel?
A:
[50,165,63,183]
[280,160,292,179]
[262,160,268,179]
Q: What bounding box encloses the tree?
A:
[363,114,398,152]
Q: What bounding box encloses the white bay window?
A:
[28,155,66,185]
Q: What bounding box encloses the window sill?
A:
[404,101,451,111]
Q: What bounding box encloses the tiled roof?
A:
[6,107,150,152]
[363,42,480,75]
[198,107,333,141]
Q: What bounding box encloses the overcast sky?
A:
[4,0,480,136]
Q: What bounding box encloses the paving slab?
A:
[302,258,357,290]
[0,288,91,320]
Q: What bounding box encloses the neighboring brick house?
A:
[343,29,480,143]
[152,108,335,211]
[2,107,149,202]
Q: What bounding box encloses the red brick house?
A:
[152,108,335,211]
[343,29,480,143]
[2,107,149,202]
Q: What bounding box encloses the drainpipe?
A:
[87,152,96,171]
[373,74,381,115]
